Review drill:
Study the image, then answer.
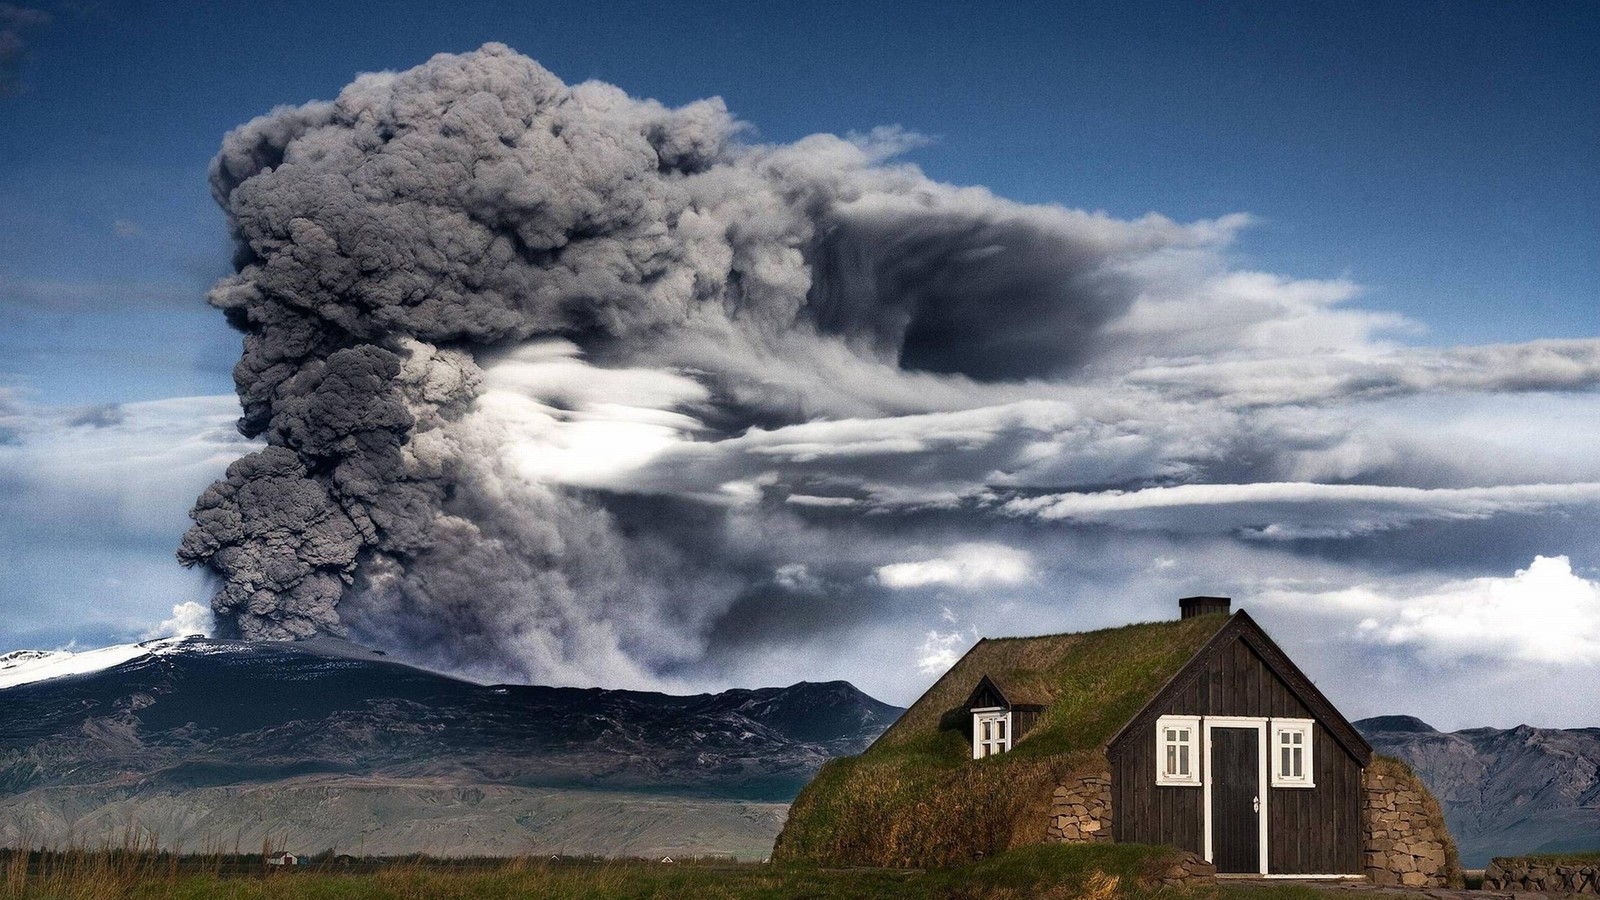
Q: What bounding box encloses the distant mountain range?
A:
[11,641,1588,864]
[1356,715,1600,866]
[0,637,902,858]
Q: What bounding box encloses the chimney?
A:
[1179,596,1231,619]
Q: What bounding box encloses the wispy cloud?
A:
[1003,482,1600,539]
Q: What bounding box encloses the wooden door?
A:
[1211,727,1260,873]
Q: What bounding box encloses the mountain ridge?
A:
[0,636,903,857]
[1355,715,1600,866]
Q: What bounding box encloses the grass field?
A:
[0,843,1330,900]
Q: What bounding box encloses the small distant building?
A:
[659,856,674,864]
[265,851,299,866]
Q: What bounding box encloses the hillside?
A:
[1356,716,1600,866]
[0,637,901,858]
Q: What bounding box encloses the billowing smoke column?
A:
[180,44,1199,685]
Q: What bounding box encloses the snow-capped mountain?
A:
[0,636,901,857]
[0,639,177,690]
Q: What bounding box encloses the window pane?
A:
[997,719,1006,740]
[1177,728,1189,742]
[1281,746,1291,775]
[1165,728,1176,742]
[1166,744,1176,775]
[1292,747,1303,777]
[1178,744,1190,776]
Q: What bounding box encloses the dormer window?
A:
[962,674,1046,760]
[972,708,1011,758]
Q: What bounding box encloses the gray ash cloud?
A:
[179,44,1172,680]
[179,43,1600,691]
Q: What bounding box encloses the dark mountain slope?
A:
[0,637,901,801]
[0,637,902,857]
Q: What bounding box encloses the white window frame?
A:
[972,707,1011,759]
[1271,718,1315,788]
[1155,715,1202,786]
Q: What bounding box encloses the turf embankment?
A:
[1,843,1317,900]
[774,616,1228,868]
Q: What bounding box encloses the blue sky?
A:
[3,0,1595,402]
[0,1,1597,724]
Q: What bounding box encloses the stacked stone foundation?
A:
[1484,858,1600,894]
[1362,767,1455,887]
[1046,773,1111,843]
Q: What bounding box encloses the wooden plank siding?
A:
[1108,632,1364,873]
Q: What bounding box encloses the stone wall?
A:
[1362,763,1460,888]
[1483,858,1600,893]
[1045,773,1111,844]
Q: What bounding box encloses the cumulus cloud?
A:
[142,601,213,640]
[1341,556,1600,665]
[171,43,1600,702]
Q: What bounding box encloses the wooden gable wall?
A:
[1108,628,1364,874]
[967,679,1005,710]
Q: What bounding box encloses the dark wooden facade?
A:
[1107,615,1370,874]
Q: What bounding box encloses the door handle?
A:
[1252,796,1260,813]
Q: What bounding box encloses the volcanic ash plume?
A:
[180,43,1215,685]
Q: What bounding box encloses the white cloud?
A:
[0,395,249,648]
[876,543,1032,590]
[774,563,822,593]
[1004,481,1600,538]
[917,629,967,674]
[1349,556,1600,665]
[142,601,213,640]
[476,340,711,489]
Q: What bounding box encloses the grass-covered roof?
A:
[775,613,1230,867]
[873,614,1228,759]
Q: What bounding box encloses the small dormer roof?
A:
[964,673,1049,711]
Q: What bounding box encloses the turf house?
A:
[776,597,1459,886]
